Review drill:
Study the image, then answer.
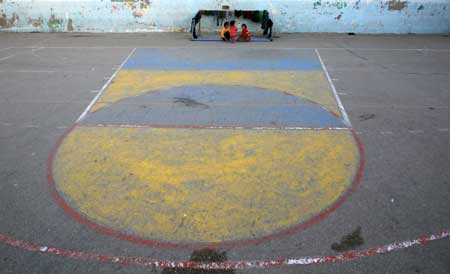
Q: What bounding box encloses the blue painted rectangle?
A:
[123,48,322,71]
[192,37,273,42]
[83,85,347,128]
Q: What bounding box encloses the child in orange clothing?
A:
[221,21,230,41]
[239,24,251,42]
[229,20,238,43]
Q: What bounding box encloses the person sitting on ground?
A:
[229,20,238,43]
[239,24,251,42]
[221,21,231,42]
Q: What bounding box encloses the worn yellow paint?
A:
[54,126,358,243]
[90,70,340,115]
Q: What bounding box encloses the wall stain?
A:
[28,17,43,28]
[313,0,322,9]
[133,11,144,18]
[0,13,8,28]
[67,18,74,31]
[1,0,448,33]
[313,0,347,10]
[10,13,19,26]
[48,15,63,31]
[388,0,408,11]
[111,0,152,18]
[332,1,348,9]
[0,12,20,29]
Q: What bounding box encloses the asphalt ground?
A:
[0,32,449,274]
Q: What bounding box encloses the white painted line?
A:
[0,122,12,126]
[88,90,100,93]
[337,92,348,95]
[318,48,450,52]
[0,55,15,62]
[56,126,68,129]
[23,125,40,128]
[380,131,394,135]
[31,47,45,52]
[331,78,339,81]
[88,124,352,131]
[0,230,449,269]
[0,47,12,52]
[408,130,424,134]
[5,46,450,52]
[76,47,136,122]
[315,48,352,127]
[437,128,450,132]
[19,70,56,73]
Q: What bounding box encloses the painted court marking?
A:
[89,123,351,131]
[4,46,450,52]
[76,47,136,122]
[51,48,366,248]
[315,49,351,127]
[0,230,449,269]
[0,54,15,62]
[0,46,449,268]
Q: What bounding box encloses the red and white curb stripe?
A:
[1,230,449,269]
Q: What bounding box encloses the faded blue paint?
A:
[124,48,321,70]
[192,37,272,42]
[84,85,347,128]
[0,0,449,34]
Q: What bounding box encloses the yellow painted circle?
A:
[53,126,359,244]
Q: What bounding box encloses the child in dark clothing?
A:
[221,21,230,41]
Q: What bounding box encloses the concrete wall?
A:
[0,0,449,34]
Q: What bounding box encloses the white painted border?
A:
[76,47,136,122]
[0,54,15,62]
[0,229,449,269]
[2,46,450,51]
[315,48,352,127]
[88,124,352,131]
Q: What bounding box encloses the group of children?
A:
[221,20,251,43]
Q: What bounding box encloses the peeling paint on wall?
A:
[388,0,408,11]
[111,0,152,18]
[47,15,63,32]
[67,18,74,31]
[0,13,7,28]
[10,12,18,25]
[0,0,449,33]
[28,18,43,28]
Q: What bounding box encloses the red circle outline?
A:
[47,124,365,250]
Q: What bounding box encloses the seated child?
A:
[229,20,238,43]
[221,21,230,41]
[239,24,251,42]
